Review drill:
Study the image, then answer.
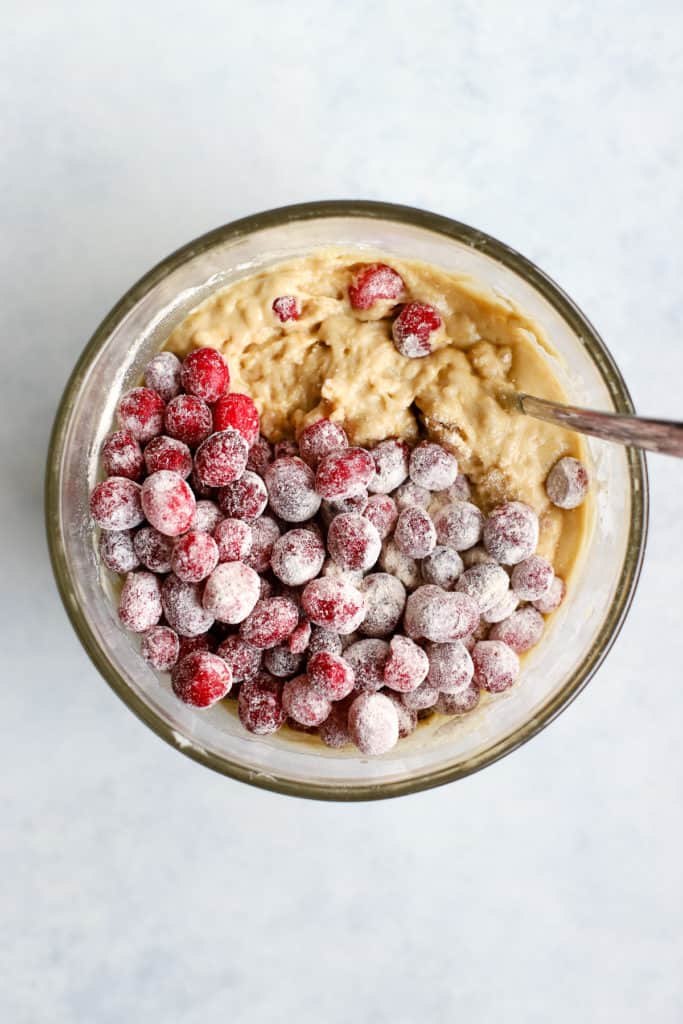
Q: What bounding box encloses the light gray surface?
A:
[2,2,683,1021]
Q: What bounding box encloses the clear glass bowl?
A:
[45,201,648,800]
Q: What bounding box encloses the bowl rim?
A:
[45,199,649,801]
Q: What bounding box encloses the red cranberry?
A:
[239,596,299,649]
[327,513,381,572]
[319,702,351,748]
[99,529,139,573]
[212,392,260,448]
[172,651,232,707]
[194,429,249,488]
[238,674,286,734]
[143,435,192,478]
[217,471,268,522]
[363,494,398,539]
[455,563,510,615]
[409,441,458,491]
[359,573,406,637]
[214,518,253,562]
[307,650,355,701]
[282,675,331,727]
[143,351,182,402]
[102,431,144,480]
[189,499,223,534]
[301,578,366,634]
[401,681,440,711]
[436,684,480,716]
[446,474,472,502]
[298,418,349,467]
[421,546,464,590]
[141,470,195,536]
[489,606,545,653]
[344,639,389,693]
[404,585,479,642]
[434,501,484,551]
[164,394,213,448]
[180,347,230,403]
[270,528,326,586]
[482,590,520,624]
[141,625,179,670]
[378,539,421,590]
[118,571,162,632]
[383,635,429,693]
[90,477,144,530]
[472,640,519,692]
[348,263,404,310]
[288,620,312,655]
[203,561,260,623]
[308,626,343,658]
[264,645,304,678]
[161,575,215,637]
[511,555,554,601]
[133,526,174,572]
[394,506,436,558]
[246,435,274,476]
[394,481,431,510]
[216,634,262,682]
[171,530,219,583]
[117,387,165,443]
[272,295,301,322]
[383,691,418,738]
[546,457,589,509]
[321,492,369,528]
[392,303,442,358]
[265,456,321,522]
[425,640,473,694]
[483,501,539,565]
[315,447,375,500]
[178,633,214,660]
[245,515,281,573]
[368,438,410,493]
[348,692,399,755]
[533,576,566,614]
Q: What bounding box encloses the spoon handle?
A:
[518,394,683,457]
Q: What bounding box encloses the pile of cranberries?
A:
[90,268,590,758]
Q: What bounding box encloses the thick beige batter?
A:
[167,250,588,579]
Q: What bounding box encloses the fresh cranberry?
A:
[270,528,326,586]
[378,539,421,590]
[368,438,410,493]
[483,501,539,565]
[283,675,331,726]
[307,651,355,701]
[213,393,260,447]
[194,429,249,488]
[319,702,352,748]
[99,529,140,574]
[245,515,281,573]
[214,518,253,562]
[434,501,484,551]
[217,471,268,522]
[298,418,349,467]
[321,492,369,528]
[363,494,398,539]
[404,585,479,642]
[288,619,312,655]
[308,626,343,658]
[301,578,365,634]
[171,530,219,583]
[455,563,510,615]
[394,481,430,510]
[164,394,213,448]
[489,606,545,653]
[143,351,182,402]
[315,447,375,500]
[172,651,232,707]
[482,590,520,624]
[510,555,554,601]
[118,571,162,632]
[116,387,165,443]
[263,645,304,678]
[348,692,399,755]
[272,295,300,322]
[216,634,262,682]
[436,684,480,715]
[238,673,286,734]
[180,347,230,403]
[189,499,223,534]
[327,513,381,572]
[394,506,437,559]
[533,576,566,614]
[348,263,404,310]
[102,431,144,480]
[141,470,195,536]
[421,545,464,590]
[472,640,519,692]
[265,456,321,522]
[446,474,472,502]
[161,575,215,637]
[202,561,260,624]
[426,640,473,694]
[141,625,179,671]
[546,457,589,509]
[383,635,429,693]
[142,435,192,478]
[178,633,214,660]
[392,303,442,358]
[246,436,274,476]
[401,681,440,711]
[133,526,174,572]
[344,639,389,693]
[90,477,144,530]
[359,573,406,637]
[239,596,299,649]
[409,441,458,490]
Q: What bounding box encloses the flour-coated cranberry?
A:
[216,634,262,682]
[172,650,232,707]
[315,448,375,500]
[118,571,162,632]
[171,530,219,583]
[436,684,480,716]
[270,528,326,586]
[344,639,389,693]
[239,596,299,649]
[217,472,267,523]
[321,560,364,589]
[378,539,421,590]
[472,640,519,692]
[102,431,144,480]
[421,545,464,590]
[392,303,442,358]
[117,387,165,443]
[238,674,286,734]
[321,491,369,527]
[288,620,312,655]
[308,626,343,659]
[164,394,213,448]
[301,578,366,634]
[194,429,249,488]
[393,480,431,510]
[178,633,214,660]
[545,457,589,510]
[265,456,321,522]
[298,418,349,467]
[246,436,274,476]
[203,561,260,624]
[358,573,406,638]
[348,692,399,755]
[489,606,545,653]
[409,441,458,491]
[272,294,300,322]
[327,513,381,572]
[180,347,230,404]
[483,501,539,565]
[369,438,410,493]
[161,575,215,637]
[348,263,404,310]
[133,526,174,572]
[99,530,139,574]
[141,470,195,536]
[213,393,260,447]
[511,555,554,601]
[394,505,437,558]
[383,691,418,738]
[90,477,144,530]
[214,518,252,562]
[189,499,223,534]
[533,576,566,614]
[142,435,192,478]
[245,515,281,573]
[307,651,355,701]
[144,351,182,402]
[455,563,510,615]
[401,681,440,711]
[446,474,472,502]
[426,640,473,694]
[404,585,479,642]
[264,645,304,679]
[319,702,352,748]
[434,501,484,551]
[383,635,429,693]
[141,625,179,671]
[282,675,331,727]
[363,494,398,539]
[482,590,520,624]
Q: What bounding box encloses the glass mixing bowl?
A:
[45,201,648,800]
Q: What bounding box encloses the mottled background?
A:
[3,2,682,1021]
